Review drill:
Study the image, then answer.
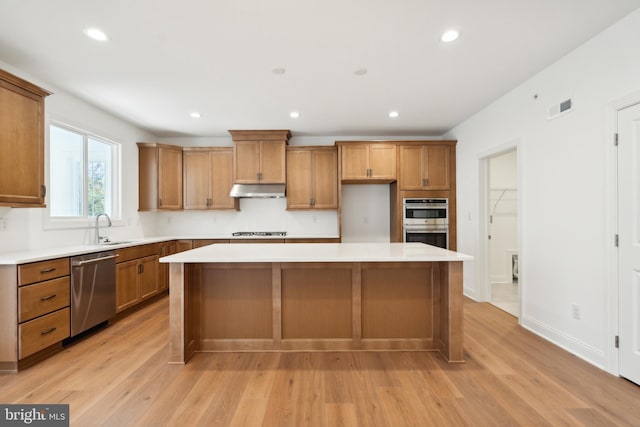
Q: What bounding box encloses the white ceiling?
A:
[1,0,639,137]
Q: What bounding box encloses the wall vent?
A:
[547,98,573,120]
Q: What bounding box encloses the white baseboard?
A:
[521,315,607,371]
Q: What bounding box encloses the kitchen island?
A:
[161,243,473,364]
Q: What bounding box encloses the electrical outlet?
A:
[571,304,581,320]
[0,218,6,230]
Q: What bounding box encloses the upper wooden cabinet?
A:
[0,69,52,207]
[399,145,450,190]
[286,146,338,210]
[183,148,238,210]
[229,130,291,184]
[338,143,396,182]
[138,143,183,211]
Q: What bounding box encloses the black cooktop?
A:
[232,231,287,237]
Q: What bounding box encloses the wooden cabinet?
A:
[286,146,337,210]
[158,240,177,292]
[399,145,450,190]
[339,143,396,181]
[0,69,51,207]
[0,258,70,368]
[183,148,238,210]
[115,244,159,312]
[138,143,183,211]
[229,130,291,184]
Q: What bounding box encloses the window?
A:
[49,123,120,219]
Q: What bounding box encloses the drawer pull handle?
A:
[40,294,57,301]
[40,327,57,336]
[40,268,56,273]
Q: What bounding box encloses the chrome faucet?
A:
[95,213,112,244]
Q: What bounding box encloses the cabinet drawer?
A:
[18,258,69,286]
[116,243,159,264]
[19,277,70,323]
[19,308,70,359]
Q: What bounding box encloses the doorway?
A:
[617,102,640,385]
[484,148,519,317]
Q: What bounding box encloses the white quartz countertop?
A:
[0,235,340,264]
[160,242,473,263]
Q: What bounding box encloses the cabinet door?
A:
[424,146,450,190]
[158,146,183,209]
[138,256,158,300]
[209,149,237,209]
[286,149,313,209]
[369,145,396,180]
[183,150,210,209]
[234,141,260,183]
[399,146,425,190]
[312,149,338,209]
[0,81,46,207]
[259,141,286,183]
[341,145,369,180]
[116,260,139,312]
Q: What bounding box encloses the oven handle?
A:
[403,225,448,232]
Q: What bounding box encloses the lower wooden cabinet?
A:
[19,308,70,359]
[115,244,160,313]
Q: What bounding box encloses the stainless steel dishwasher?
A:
[70,250,116,337]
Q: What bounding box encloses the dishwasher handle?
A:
[71,254,117,267]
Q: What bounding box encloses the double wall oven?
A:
[402,198,449,249]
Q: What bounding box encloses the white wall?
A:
[0,61,156,253]
[489,150,517,283]
[446,9,640,371]
[341,185,390,243]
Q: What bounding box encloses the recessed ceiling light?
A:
[289,111,300,119]
[272,67,286,75]
[389,111,399,118]
[441,30,459,43]
[354,67,368,76]
[190,112,201,118]
[83,27,109,42]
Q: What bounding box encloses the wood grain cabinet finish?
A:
[229,130,291,184]
[137,143,183,211]
[339,143,396,181]
[115,244,160,312]
[183,148,238,210]
[399,145,450,190]
[286,146,338,210]
[0,69,51,207]
[0,257,71,369]
[158,240,177,292]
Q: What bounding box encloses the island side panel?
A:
[360,262,435,350]
[199,263,273,351]
[169,262,190,364]
[439,261,464,362]
[280,263,353,340]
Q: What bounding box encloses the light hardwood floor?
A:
[1,295,639,426]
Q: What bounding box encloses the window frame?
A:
[45,119,123,230]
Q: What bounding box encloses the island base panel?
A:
[170,261,464,362]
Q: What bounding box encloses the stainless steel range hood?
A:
[229,183,286,198]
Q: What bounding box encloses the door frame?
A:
[606,89,640,375]
[477,139,523,320]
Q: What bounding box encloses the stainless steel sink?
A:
[101,241,132,246]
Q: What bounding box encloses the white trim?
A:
[521,315,607,369]
[605,90,640,376]
[44,119,123,230]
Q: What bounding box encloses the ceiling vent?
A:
[547,98,573,120]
